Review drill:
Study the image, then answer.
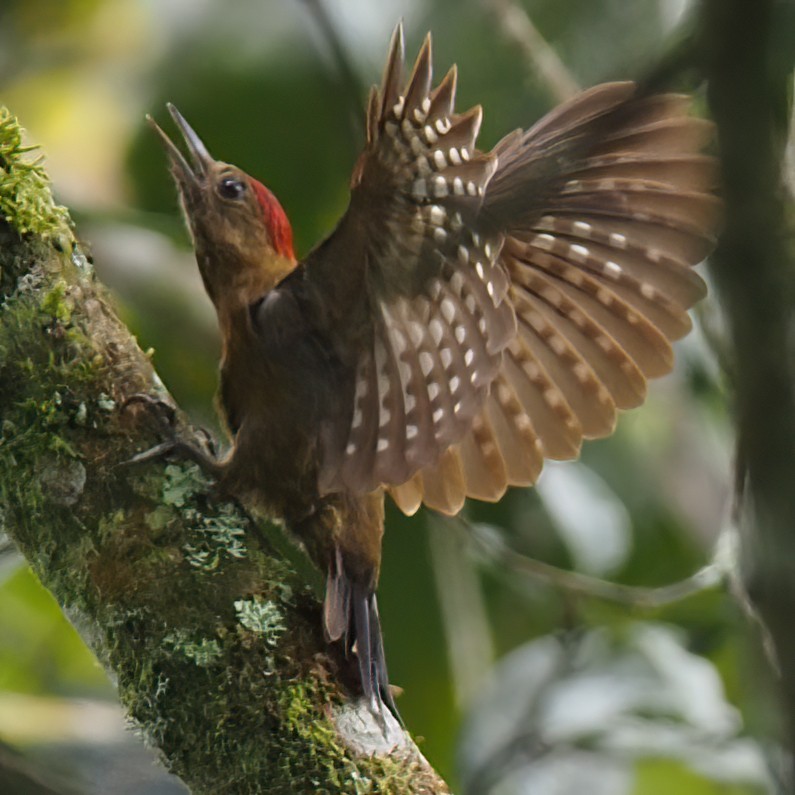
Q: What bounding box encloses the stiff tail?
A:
[324,548,400,722]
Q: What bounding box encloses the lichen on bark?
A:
[0,108,450,794]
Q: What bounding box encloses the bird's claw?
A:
[121,393,178,434]
[121,439,182,468]
[119,393,223,478]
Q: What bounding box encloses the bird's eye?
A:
[218,177,247,200]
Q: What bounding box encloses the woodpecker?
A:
[147,23,719,718]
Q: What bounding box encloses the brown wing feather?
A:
[417,447,466,515]
[316,24,516,497]
[385,81,718,513]
[314,25,719,512]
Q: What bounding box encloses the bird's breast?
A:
[217,305,349,519]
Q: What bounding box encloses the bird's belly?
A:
[219,363,330,522]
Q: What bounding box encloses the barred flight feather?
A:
[326,24,515,495]
[315,23,720,513]
[458,412,508,501]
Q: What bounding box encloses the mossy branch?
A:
[0,109,450,794]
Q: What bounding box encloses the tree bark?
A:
[0,112,450,794]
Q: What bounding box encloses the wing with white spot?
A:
[387,83,720,516]
[312,24,516,496]
[310,26,718,511]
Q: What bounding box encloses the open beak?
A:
[146,103,214,189]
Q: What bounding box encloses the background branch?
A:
[702,0,795,778]
[429,520,494,711]
[297,0,367,142]
[480,0,579,102]
[459,518,724,609]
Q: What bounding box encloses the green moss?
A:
[1,271,103,430]
[279,679,340,745]
[0,108,71,239]
[39,280,72,324]
[0,278,104,474]
[276,679,358,788]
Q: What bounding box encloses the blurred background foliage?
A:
[0,0,782,793]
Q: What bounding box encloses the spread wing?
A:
[306,24,516,496]
[305,24,720,511]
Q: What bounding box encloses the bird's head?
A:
[148,104,295,307]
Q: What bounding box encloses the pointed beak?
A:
[146,103,214,189]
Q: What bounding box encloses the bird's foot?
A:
[120,393,223,478]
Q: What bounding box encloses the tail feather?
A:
[323,551,401,724]
[323,547,351,645]
[366,592,397,719]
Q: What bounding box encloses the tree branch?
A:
[458,518,724,609]
[297,0,367,143]
[0,111,450,793]
[480,0,579,102]
[702,0,795,778]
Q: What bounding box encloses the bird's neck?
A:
[198,248,297,334]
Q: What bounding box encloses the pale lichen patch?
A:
[144,504,176,531]
[183,504,247,570]
[234,595,285,643]
[161,462,212,508]
[96,393,116,412]
[163,629,223,666]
